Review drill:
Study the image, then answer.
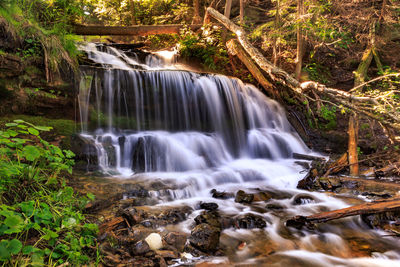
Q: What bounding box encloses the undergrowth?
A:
[0,120,99,265]
[177,24,229,72]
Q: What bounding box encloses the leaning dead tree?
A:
[206,7,400,132]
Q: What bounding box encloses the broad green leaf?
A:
[7,239,22,255]
[13,119,24,124]
[21,145,40,161]
[19,201,35,217]
[34,126,52,131]
[28,128,39,136]
[6,130,18,137]
[0,240,11,261]
[4,214,24,234]
[5,123,17,127]
[22,245,40,255]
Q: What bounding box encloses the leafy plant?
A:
[0,120,99,265]
[318,104,337,130]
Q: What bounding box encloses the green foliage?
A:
[177,25,229,71]
[304,62,330,84]
[0,120,99,265]
[1,0,81,71]
[318,104,337,130]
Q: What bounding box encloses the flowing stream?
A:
[77,43,400,266]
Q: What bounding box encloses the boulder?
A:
[210,189,234,199]
[145,233,163,251]
[292,194,316,205]
[131,240,151,255]
[234,214,267,229]
[199,202,219,211]
[189,223,220,252]
[194,211,221,229]
[70,134,99,171]
[163,232,187,252]
[235,190,254,204]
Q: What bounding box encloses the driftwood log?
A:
[73,24,202,36]
[286,198,400,229]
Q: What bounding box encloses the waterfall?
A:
[78,43,310,188]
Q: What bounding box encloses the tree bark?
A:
[240,0,245,25]
[73,24,202,36]
[227,39,279,99]
[192,0,202,24]
[272,0,280,65]
[287,198,400,228]
[222,0,233,41]
[348,114,359,176]
[295,0,304,81]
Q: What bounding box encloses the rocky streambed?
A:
[73,173,400,267]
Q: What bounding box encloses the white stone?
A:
[144,233,163,250]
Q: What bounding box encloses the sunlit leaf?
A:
[28,127,39,136]
[21,145,40,161]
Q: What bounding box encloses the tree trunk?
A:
[226,39,279,99]
[222,0,233,41]
[240,0,245,25]
[348,114,359,176]
[73,24,202,36]
[287,198,400,228]
[272,0,280,65]
[295,0,304,81]
[130,0,136,25]
[192,0,202,24]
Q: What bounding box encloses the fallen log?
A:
[226,39,279,99]
[292,152,325,161]
[206,7,400,131]
[286,198,400,229]
[325,153,348,176]
[73,24,202,36]
[99,217,125,234]
[206,7,380,104]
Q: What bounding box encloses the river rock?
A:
[266,203,285,210]
[253,192,272,202]
[163,232,187,252]
[210,189,234,199]
[194,211,221,229]
[156,249,179,259]
[235,190,254,204]
[292,194,316,205]
[131,240,151,255]
[145,233,163,250]
[234,214,267,229]
[189,223,220,252]
[199,202,219,211]
[130,256,155,267]
[70,134,99,171]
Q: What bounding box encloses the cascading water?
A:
[77,43,400,266]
